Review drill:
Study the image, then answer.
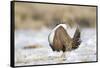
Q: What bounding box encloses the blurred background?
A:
[15,2,97,30]
[14,2,97,66]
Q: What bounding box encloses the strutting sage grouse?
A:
[48,24,81,59]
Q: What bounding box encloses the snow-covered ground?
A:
[15,28,97,66]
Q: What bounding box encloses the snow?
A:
[14,28,97,66]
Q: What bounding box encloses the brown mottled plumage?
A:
[49,24,81,53]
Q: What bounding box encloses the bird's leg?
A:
[56,52,66,62]
[61,52,66,61]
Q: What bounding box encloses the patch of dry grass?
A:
[14,2,97,30]
[23,44,43,49]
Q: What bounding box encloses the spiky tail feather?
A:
[72,27,81,49]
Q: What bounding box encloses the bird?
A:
[48,24,81,60]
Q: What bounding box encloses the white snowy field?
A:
[15,28,97,66]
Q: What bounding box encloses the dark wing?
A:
[72,27,81,49]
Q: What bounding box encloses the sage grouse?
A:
[48,24,81,59]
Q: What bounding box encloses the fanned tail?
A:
[72,26,81,49]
